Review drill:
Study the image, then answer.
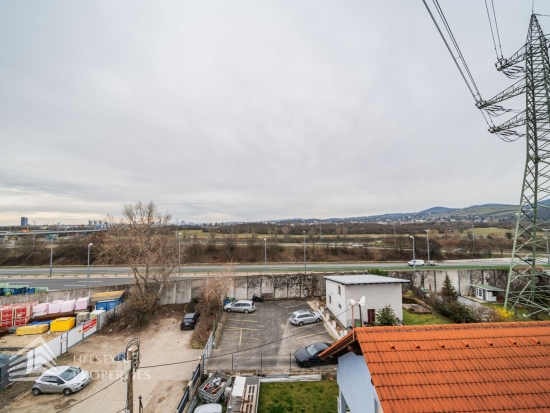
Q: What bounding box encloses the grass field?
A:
[402,308,454,325]
[258,380,339,413]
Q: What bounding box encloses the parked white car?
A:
[408,259,425,266]
[194,404,222,413]
[289,309,322,326]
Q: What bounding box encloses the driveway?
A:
[1,311,202,413]
[207,299,334,373]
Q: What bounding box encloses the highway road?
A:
[0,259,519,291]
[0,259,514,276]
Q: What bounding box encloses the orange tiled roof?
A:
[320,321,550,412]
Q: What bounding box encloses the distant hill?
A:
[418,206,457,215]
[267,203,521,224]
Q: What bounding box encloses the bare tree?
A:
[193,264,235,343]
[100,201,178,300]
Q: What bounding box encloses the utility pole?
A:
[477,14,550,316]
[127,348,134,413]
[125,338,140,413]
[319,221,322,242]
[303,231,306,271]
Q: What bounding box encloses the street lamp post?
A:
[87,243,93,290]
[49,236,54,277]
[264,238,267,276]
[425,230,431,266]
[544,229,550,264]
[472,224,475,256]
[409,236,416,270]
[303,231,307,271]
[176,219,181,274]
[320,221,322,243]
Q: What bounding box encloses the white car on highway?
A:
[408,259,425,266]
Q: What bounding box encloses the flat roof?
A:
[471,283,505,292]
[324,274,410,285]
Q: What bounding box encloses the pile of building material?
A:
[198,372,232,404]
[92,291,125,311]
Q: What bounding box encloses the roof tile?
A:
[321,321,550,412]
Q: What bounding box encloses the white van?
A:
[408,259,425,266]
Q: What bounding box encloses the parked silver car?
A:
[224,300,255,313]
[32,366,91,396]
[289,309,321,326]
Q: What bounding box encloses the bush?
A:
[369,268,388,276]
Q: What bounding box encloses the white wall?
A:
[326,279,347,326]
[337,352,382,413]
[327,280,406,327]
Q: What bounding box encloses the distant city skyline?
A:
[1,2,547,225]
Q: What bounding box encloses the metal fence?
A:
[176,363,201,413]
[176,306,223,413]
[204,353,334,376]
[0,303,123,390]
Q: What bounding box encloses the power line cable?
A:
[484,0,501,60]
[433,0,482,99]
[422,0,520,142]
[56,305,353,411]
[139,306,353,370]
[421,0,480,101]
[56,376,124,413]
[490,0,504,58]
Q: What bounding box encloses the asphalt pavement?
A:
[0,259,518,290]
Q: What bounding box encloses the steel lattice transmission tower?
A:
[478,14,550,317]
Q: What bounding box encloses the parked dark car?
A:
[294,342,332,367]
[181,312,200,330]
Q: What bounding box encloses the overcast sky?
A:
[1,1,548,225]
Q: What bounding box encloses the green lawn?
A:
[402,308,454,325]
[258,381,339,413]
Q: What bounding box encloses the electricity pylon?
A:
[478,14,550,317]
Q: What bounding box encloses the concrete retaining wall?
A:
[0,269,511,307]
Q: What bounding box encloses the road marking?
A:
[226,327,258,331]
[295,333,323,339]
[285,304,302,308]
[239,329,242,347]
[227,319,258,323]
[75,281,102,283]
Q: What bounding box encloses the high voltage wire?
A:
[485,0,503,60]
[421,0,523,142]
[490,0,504,58]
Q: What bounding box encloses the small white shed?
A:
[471,283,505,302]
[324,274,409,328]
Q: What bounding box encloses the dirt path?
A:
[1,311,203,413]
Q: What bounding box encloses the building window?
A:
[338,285,341,295]
[329,295,332,304]
[338,303,341,309]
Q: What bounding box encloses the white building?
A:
[324,274,409,328]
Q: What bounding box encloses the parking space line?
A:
[227,318,258,323]
[226,327,258,331]
[284,304,302,308]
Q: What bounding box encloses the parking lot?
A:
[206,299,335,373]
